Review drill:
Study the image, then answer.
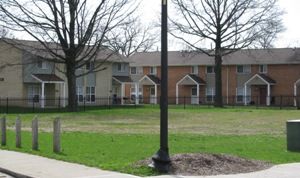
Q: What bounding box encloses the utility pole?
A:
[151,0,171,173]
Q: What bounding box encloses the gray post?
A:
[32,116,39,150]
[53,118,61,153]
[1,116,6,146]
[16,117,21,148]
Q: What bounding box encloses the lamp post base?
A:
[151,149,171,173]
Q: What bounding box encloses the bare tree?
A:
[106,17,158,57]
[0,0,136,111]
[171,0,284,107]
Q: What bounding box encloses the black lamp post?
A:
[151,0,171,173]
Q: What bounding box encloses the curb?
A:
[0,167,34,178]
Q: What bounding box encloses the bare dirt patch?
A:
[139,153,272,176]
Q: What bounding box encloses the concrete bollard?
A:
[16,117,21,148]
[287,120,300,151]
[32,116,39,150]
[1,116,6,146]
[53,118,61,153]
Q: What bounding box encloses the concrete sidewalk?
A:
[0,150,139,178]
[0,150,299,178]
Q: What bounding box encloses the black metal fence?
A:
[0,95,299,113]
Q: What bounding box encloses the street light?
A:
[151,0,171,173]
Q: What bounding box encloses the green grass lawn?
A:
[1,107,300,176]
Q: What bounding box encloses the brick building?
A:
[127,48,300,106]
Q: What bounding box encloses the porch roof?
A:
[139,75,160,85]
[32,74,64,83]
[112,76,133,84]
[177,74,206,86]
[245,74,276,86]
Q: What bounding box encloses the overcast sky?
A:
[139,0,300,49]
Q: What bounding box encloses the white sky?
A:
[139,0,300,49]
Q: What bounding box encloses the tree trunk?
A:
[214,53,223,107]
[66,63,78,112]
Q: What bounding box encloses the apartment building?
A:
[127,48,300,106]
[0,39,130,107]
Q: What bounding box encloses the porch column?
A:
[62,83,66,107]
[154,84,157,104]
[196,84,200,104]
[41,82,45,108]
[244,84,247,106]
[121,83,125,105]
[135,83,139,105]
[176,84,179,105]
[294,84,297,107]
[267,84,271,106]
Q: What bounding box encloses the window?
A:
[86,61,94,71]
[37,60,48,69]
[130,67,143,75]
[236,87,251,103]
[206,87,215,102]
[237,65,251,74]
[259,65,267,74]
[86,86,95,103]
[28,85,40,103]
[191,66,198,74]
[130,67,137,75]
[117,63,126,72]
[76,86,83,103]
[150,66,157,75]
[236,87,244,103]
[206,66,214,74]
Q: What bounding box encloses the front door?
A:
[191,87,199,104]
[259,86,267,105]
[150,87,156,104]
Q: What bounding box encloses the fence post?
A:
[1,116,6,146]
[32,116,39,150]
[183,96,186,109]
[53,117,61,153]
[83,97,86,112]
[6,97,8,114]
[32,97,35,113]
[16,117,21,148]
[280,95,283,110]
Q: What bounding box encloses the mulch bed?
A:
[138,153,272,176]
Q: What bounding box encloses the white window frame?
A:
[150,66,157,75]
[259,64,268,74]
[206,66,215,74]
[37,60,48,69]
[86,86,96,103]
[206,87,215,102]
[76,86,84,103]
[117,63,126,72]
[191,66,198,74]
[130,67,137,75]
[237,65,251,74]
[28,85,40,103]
[236,87,251,103]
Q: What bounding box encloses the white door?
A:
[191,87,199,104]
[150,87,157,104]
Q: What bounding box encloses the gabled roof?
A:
[32,74,64,83]
[129,48,300,66]
[0,38,128,63]
[112,76,133,83]
[245,74,276,86]
[177,74,206,86]
[139,75,160,85]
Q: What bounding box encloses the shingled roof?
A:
[129,48,300,66]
